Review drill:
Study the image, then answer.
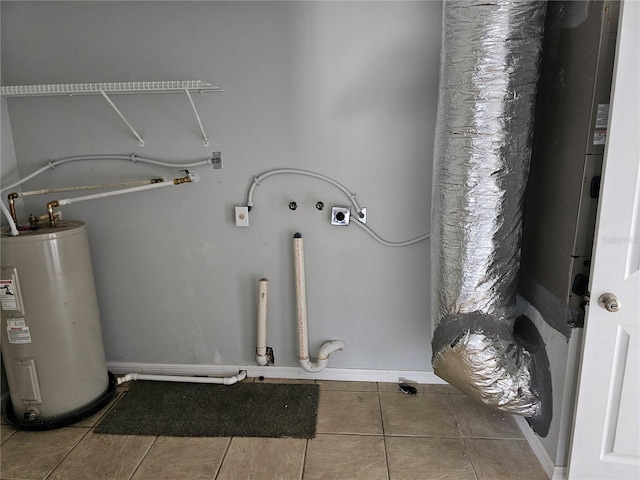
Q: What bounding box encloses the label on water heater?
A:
[595,104,610,128]
[0,280,18,310]
[1,268,26,315]
[593,103,609,145]
[593,131,607,145]
[6,318,32,344]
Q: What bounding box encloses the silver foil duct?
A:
[431,0,547,417]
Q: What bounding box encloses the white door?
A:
[568,1,640,479]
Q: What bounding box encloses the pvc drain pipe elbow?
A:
[299,340,346,373]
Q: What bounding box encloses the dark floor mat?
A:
[95,381,319,438]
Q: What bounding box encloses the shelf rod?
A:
[184,87,209,147]
[100,89,145,147]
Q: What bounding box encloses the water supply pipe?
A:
[0,153,218,196]
[293,232,345,372]
[256,278,269,366]
[0,153,214,234]
[7,178,164,225]
[116,370,247,386]
[18,178,165,197]
[46,172,198,226]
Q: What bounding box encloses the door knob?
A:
[598,293,621,312]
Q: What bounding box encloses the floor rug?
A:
[95,381,319,438]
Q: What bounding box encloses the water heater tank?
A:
[1,220,115,429]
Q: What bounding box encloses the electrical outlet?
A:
[235,206,249,227]
[212,152,223,169]
[355,207,367,224]
[331,207,351,226]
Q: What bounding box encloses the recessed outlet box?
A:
[331,207,351,226]
[211,152,223,169]
[235,206,249,227]
[355,207,367,224]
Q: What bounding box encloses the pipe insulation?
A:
[431,0,548,417]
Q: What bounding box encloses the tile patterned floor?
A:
[1,378,548,480]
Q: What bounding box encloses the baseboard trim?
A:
[515,415,566,480]
[105,362,446,385]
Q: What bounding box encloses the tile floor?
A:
[1,378,548,480]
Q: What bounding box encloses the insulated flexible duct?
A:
[431,0,547,418]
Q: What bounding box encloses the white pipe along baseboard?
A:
[116,370,247,386]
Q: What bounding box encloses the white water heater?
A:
[1,220,115,429]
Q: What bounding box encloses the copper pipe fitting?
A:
[47,200,61,227]
[7,193,19,224]
[173,175,193,185]
[29,213,52,228]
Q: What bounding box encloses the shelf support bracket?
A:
[99,89,145,147]
[184,87,210,147]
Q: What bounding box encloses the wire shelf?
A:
[0,81,222,97]
[0,81,222,147]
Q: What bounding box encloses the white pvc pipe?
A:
[293,232,345,373]
[1,201,19,236]
[116,370,247,386]
[256,278,269,366]
[293,233,311,362]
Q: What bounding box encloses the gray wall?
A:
[1,2,441,371]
